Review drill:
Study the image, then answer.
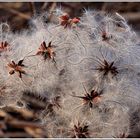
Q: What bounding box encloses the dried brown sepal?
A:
[95,59,118,77]
[0,41,10,52]
[7,59,26,79]
[72,85,102,108]
[59,13,80,28]
[36,41,56,62]
[70,122,89,138]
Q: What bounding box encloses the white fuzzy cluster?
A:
[0,9,140,138]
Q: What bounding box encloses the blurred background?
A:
[0,2,140,35]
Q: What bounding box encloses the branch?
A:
[0,5,31,20]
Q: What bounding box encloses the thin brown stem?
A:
[0,5,30,20]
[29,2,36,16]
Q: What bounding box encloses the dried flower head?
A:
[7,59,26,78]
[36,41,56,62]
[69,121,89,138]
[95,58,118,78]
[72,85,102,108]
[59,13,80,28]
[0,41,9,52]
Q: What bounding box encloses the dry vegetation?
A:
[0,2,140,138]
